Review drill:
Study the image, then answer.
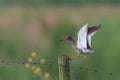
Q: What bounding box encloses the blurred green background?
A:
[0,0,120,80]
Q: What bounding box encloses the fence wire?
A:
[0,58,120,80]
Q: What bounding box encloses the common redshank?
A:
[63,24,101,70]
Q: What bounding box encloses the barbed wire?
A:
[0,59,114,75]
[0,58,120,80]
[0,59,53,65]
[70,66,113,75]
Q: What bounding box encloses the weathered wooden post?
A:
[58,55,70,80]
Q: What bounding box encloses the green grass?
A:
[0,6,120,80]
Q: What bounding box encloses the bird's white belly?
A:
[73,46,94,54]
[82,49,95,54]
[73,46,81,54]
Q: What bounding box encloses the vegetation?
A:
[0,4,120,80]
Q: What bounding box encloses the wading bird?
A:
[63,24,101,70]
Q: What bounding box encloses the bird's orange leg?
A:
[69,54,80,60]
[85,56,89,72]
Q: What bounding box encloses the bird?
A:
[63,24,101,70]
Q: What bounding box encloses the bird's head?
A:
[60,35,73,42]
[63,35,73,41]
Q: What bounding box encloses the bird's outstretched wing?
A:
[87,24,101,47]
[76,24,88,49]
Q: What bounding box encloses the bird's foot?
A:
[85,67,89,72]
[69,54,80,60]
[69,57,76,60]
[85,56,89,72]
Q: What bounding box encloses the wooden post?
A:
[58,55,70,80]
